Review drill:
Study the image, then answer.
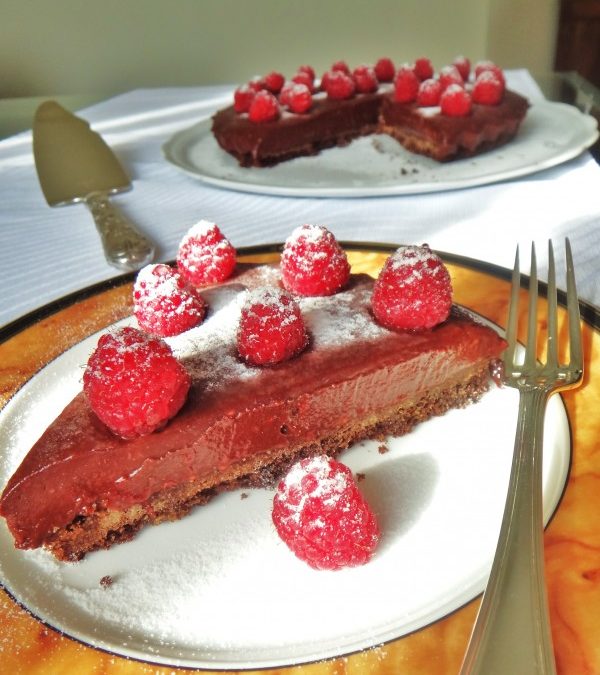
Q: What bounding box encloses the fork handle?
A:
[460,388,557,675]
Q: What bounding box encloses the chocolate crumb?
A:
[356,472,366,482]
[100,575,113,588]
[240,492,249,500]
[378,444,389,454]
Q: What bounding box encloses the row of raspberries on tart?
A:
[235,56,506,122]
[81,223,454,570]
[85,222,453,439]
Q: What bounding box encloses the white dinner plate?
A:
[162,100,598,197]
[0,312,570,670]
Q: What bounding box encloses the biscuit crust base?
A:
[44,365,492,562]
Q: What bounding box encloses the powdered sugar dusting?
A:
[158,267,387,387]
[184,219,219,240]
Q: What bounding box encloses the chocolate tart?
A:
[0,265,506,561]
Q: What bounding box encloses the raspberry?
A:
[331,60,351,75]
[371,244,452,331]
[394,65,419,103]
[439,65,464,91]
[272,455,380,570]
[291,70,315,91]
[413,57,434,81]
[83,327,190,439]
[237,287,308,366]
[452,55,471,81]
[280,224,350,296]
[472,71,505,105]
[440,83,472,116]
[248,90,280,122]
[233,85,255,113]
[474,60,506,86]
[247,77,266,92]
[417,78,442,106]
[133,264,207,337]
[263,71,285,94]
[324,70,355,100]
[352,65,378,93]
[284,83,313,113]
[297,64,316,81]
[177,220,236,287]
[374,57,395,82]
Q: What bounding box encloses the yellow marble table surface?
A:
[0,248,598,675]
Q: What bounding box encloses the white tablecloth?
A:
[0,70,599,329]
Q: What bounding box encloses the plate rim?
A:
[0,243,595,670]
[162,101,599,198]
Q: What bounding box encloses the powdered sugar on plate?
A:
[0,268,572,669]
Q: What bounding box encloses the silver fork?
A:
[459,239,584,675]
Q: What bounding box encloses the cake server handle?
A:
[85,192,156,272]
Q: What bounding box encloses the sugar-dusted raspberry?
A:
[452,55,471,81]
[324,70,355,100]
[247,76,266,92]
[263,71,285,94]
[353,65,378,93]
[177,220,236,287]
[331,60,351,75]
[474,60,506,86]
[394,65,419,103]
[472,71,505,105]
[440,83,472,116]
[439,65,464,90]
[272,455,380,570]
[372,244,452,331]
[280,224,350,296]
[413,57,434,81]
[248,89,280,122]
[83,327,190,439]
[291,70,315,91]
[133,264,207,337]
[284,83,313,113]
[417,78,442,106]
[297,64,316,82]
[374,57,395,82]
[233,84,256,113]
[237,287,308,366]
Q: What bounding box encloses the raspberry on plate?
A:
[393,65,419,103]
[83,327,190,439]
[177,220,236,287]
[331,60,351,75]
[263,71,285,94]
[440,84,472,116]
[438,65,464,90]
[352,65,378,93]
[280,224,350,296]
[324,70,356,100]
[374,57,395,82]
[474,60,506,86]
[413,57,434,81]
[237,287,308,366]
[472,71,505,105]
[248,90,280,122]
[233,85,256,113]
[371,244,452,331]
[417,78,442,107]
[291,70,315,91]
[452,55,471,81]
[272,455,380,570]
[133,264,207,337]
[282,82,313,113]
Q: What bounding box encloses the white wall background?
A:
[1,0,558,99]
